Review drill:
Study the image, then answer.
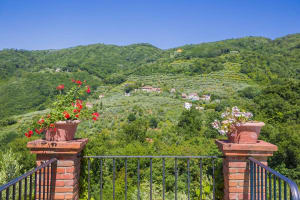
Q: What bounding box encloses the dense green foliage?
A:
[0,33,300,199]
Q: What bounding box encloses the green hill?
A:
[1,34,299,118]
[0,34,300,195]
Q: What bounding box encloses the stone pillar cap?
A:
[27,138,88,155]
[216,139,278,157]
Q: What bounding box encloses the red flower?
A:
[47,114,51,118]
[63,111,70,119]
[92,112,100,121]
[73,109,77,113]
[50,123,55,128]
[75,114,80,118]
[86,87,91,94]
[28,130,33,135]
[92,112,100,117]
[56,84,64,90]
[72,79,76,83]
[75,100,83,110]
[76,80,82,86]
[35,128,43,134]
[76,99,83,104]
[76,104,83,110]
[25,130,33,137]
[38,118,45,125]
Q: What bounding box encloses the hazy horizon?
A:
[1,33,299,51]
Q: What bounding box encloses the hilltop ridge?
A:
[0,34,299,118]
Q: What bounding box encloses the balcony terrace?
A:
[0,138,299,200]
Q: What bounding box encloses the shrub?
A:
[149,117,158,128]
[0,149,22,185]
[239,86,260,99]
[127,113,136,122]
[177,107,203,137]
[123,119,148,142]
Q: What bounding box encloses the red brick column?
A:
[27,138,88,200]
[216,140,277,200]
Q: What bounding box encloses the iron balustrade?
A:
[0,158,57,200]
[84,155,221,200]
[249,157,300,200]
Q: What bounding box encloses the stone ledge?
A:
[27,138,88,155]
[216,139,278,156]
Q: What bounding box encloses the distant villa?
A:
[187,93,200,101]
[140,86,161,93]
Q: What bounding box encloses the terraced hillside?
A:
[0,34,300,196]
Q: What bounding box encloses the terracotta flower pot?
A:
[45,120,80,141]
[227,122,265,144]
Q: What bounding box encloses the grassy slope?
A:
[0,60,253,136]
[1,34,289,136]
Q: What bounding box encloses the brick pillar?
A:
[216,139,277,200]
[27,138,88,200]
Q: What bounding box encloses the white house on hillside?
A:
[196,106,204,110]
[170,88,176,93]
[199,95,211,102]
[188,93,200,101]
[140,86,161,93]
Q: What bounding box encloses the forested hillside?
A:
[0,34,299,118]
[0,34,299,199]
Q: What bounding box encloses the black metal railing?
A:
[0,158,57,200]
[84,155,220,200]
[249,157,300,200]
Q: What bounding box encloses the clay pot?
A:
[227,122,265,144]
[45,120,80,141]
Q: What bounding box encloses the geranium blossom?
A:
[76,80,82,85]
[25,79,99,138]
[92,112,100,121]
[37,118,44,125]
[56,84,64,90]
[35,128,43,134]
[92,112,100,117]
[63,111,71,119]
[25,130,34,138]
[77,104,83,110]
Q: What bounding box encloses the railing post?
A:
[27,138,88,200]
[215,139,277,200]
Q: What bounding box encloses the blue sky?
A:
[0,0,299,50]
